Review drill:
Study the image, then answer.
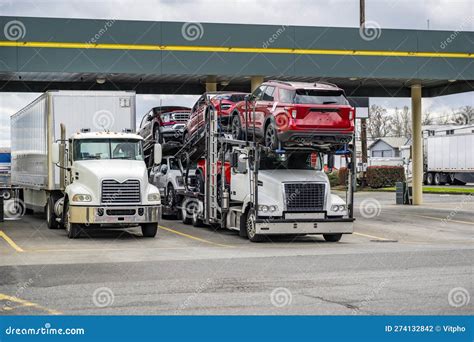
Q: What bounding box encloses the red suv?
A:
[230,81,355,149]
[183,92,249,143]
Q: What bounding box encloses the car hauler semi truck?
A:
[424,131,474,185]
[162,95,355,242]
[10,91,162,238]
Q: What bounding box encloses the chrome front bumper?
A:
[255,218,354,235]
[69,205,161,224]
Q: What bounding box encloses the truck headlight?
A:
[72,194,92,202]
[331,204,346,212]
[148,193,161,202]
[258,205,278,213]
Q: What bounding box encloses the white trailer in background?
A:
[10,91,162,238]
[424,133,474,185]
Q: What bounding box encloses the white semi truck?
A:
[168,96,355,242]
[10,91,162,238]
[424,131,474,185]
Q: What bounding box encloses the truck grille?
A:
[284,183,325,212]
[171,112,190,122]
[101,179,141,204]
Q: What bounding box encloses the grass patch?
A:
[364,186,474,195]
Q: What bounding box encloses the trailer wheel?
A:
[425,172,434,185]
[434,172,441,185]
[246,210,264,242]
[323,233,342,242]
[141,223,158,237]
[46,195,61,229]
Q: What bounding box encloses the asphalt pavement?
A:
[0,191,472,315]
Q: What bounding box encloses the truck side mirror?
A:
[52,142,60,164]
[154,143,162,165]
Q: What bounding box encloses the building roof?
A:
[368,137,410,150]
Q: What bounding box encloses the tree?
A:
[453,105,474,125]
[367,104,391,138]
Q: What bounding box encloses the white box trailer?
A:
[10,90,162,238]
[424,133,474,185]
[11,90,136,192]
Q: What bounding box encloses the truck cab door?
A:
[230,150,249,202]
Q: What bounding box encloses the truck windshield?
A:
[73,139,144,161]
[293,89,349,105]
[259,152,322,170]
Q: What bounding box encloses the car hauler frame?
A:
[166,95,355,242]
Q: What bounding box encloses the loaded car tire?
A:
[323,234,342,242]
[64,201,82,239]
[46,195,61,229]
[264,122,279,150]
[141,223,158,237]
[153,126,163,144]
[231,114,243,140]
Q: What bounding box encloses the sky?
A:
[0,0,473,147]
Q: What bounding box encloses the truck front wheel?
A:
[141,223,158,237]
[245,210,264,242]
[64,202,82,239]
[323,233,342,242]
[46,196,61,229]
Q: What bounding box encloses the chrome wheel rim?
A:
[247,212,256,239]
